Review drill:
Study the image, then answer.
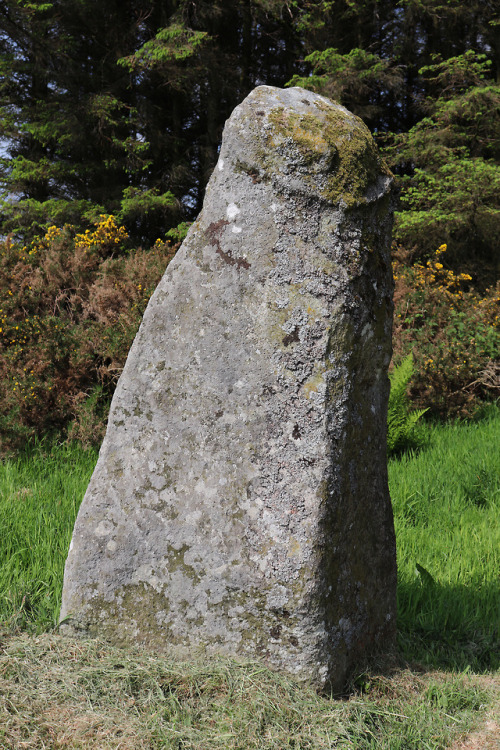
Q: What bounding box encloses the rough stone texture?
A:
[60,85,397,691]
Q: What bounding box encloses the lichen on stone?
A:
[60,85,396,693]
[266,99,392,208]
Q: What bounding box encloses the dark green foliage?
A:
[287,48,403,129]
[0,1,306,241]
[384,52,500,264]
[0,1,187,241]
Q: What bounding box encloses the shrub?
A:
[0,217,176,452]
[392,243,499,418]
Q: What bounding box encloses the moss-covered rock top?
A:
[229,85,392,208]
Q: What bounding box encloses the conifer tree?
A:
[386,52,500,265]
[0,0,178,241]
[0,0,498,264]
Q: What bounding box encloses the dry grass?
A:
[448,676,500,750]
[0,632,498,749]
[0,634,150,748]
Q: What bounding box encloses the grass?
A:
[0,633,497,748]
[0,440,98,632]
[390,406,500,673]
[0,410,498,747]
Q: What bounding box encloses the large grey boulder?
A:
[60,85,396,691]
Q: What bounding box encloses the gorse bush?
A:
[0,216,176,452]
[387,354,427,457]
[392,243,499,418]
[1,223,498,452]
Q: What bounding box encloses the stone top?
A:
[220,85,392,207]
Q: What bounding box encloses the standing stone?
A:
[61,85,396,691]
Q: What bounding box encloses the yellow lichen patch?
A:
[288,537,302,558]
[301,369,325,399]
[268,107,333,164]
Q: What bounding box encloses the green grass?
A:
[389,405,500,672]
[0,440,98,631]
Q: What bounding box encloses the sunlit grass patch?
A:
[0,441,98,631]
[389,406,500,671]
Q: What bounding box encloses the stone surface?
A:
[60,85,397,690]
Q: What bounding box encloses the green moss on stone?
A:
[267,102,392,208]
[79,584,174,649]
[268,107,334,165]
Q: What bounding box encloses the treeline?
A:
[0,0,499,449]
[1,0,499,259]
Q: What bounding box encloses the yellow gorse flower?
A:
[74,215,128,250]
